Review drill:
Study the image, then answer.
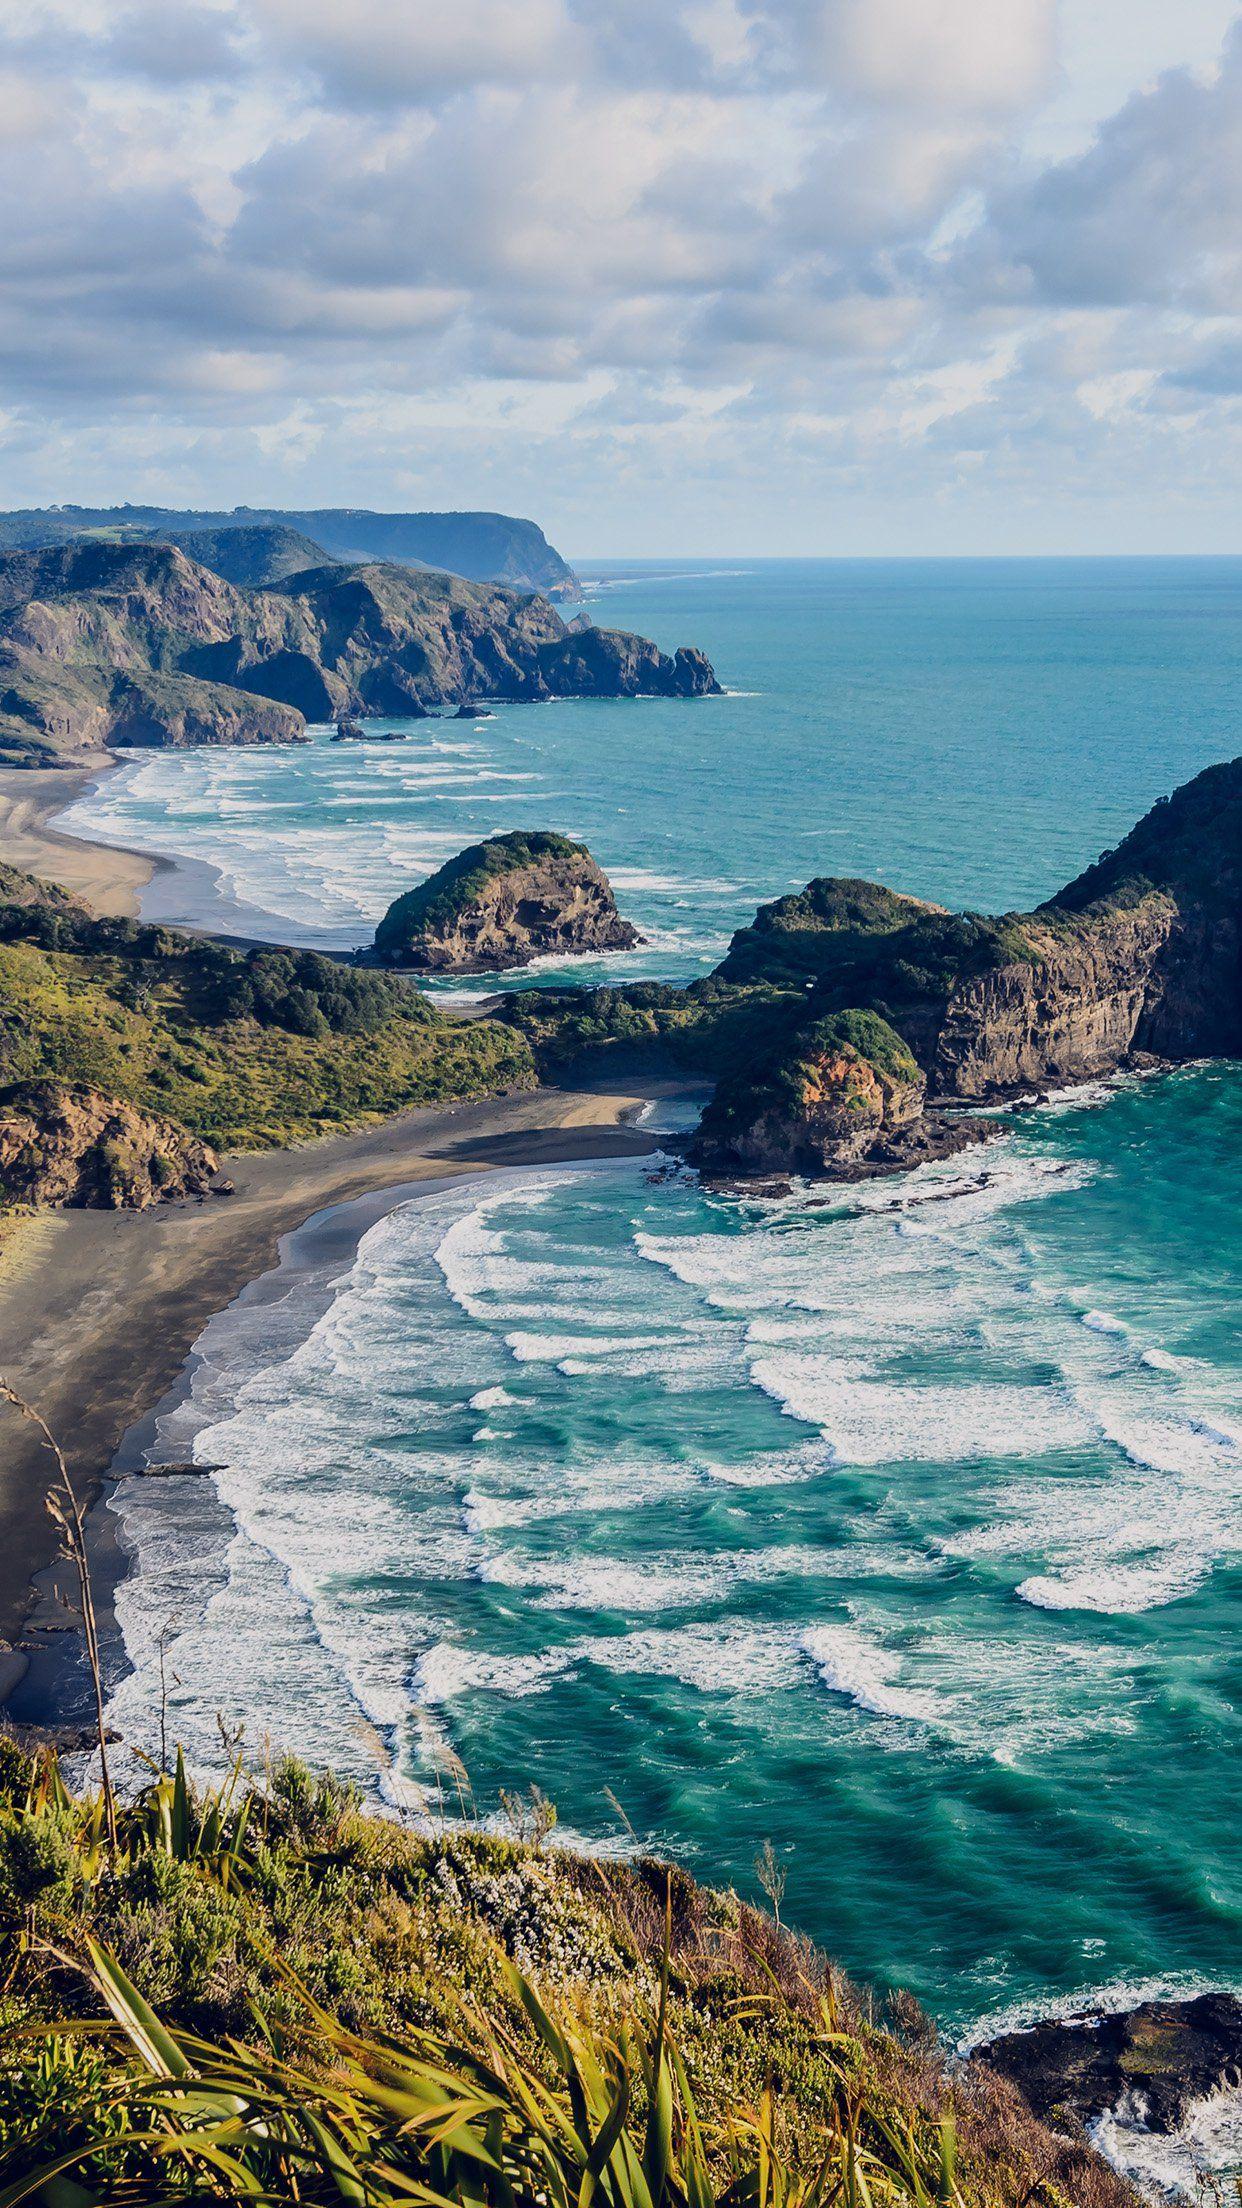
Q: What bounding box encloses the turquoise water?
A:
[62,556,1242,983]
[78,561,1240,2042]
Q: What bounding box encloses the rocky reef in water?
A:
[502,756,1242,1181]
[0,542,720,767]
[370,830,640,973]
[976,1990,1242,2141]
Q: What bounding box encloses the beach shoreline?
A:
[0,758,162,918]
[0,750,706,1713]
[0,755,314,947]
[0,1078,693,1698]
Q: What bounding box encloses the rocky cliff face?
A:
[372,831,640,973]
[0,544,720,766]
[532,758,1241,1183]
[688,1011,928,1178]
[0,1080,220,1208]
[914,901,1178,1096]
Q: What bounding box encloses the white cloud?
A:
[749,0,1058,115]
[0,0,1234,549]
[251,0,582,103]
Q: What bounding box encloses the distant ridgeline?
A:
[0,503,582,599]
[0,537,719,768]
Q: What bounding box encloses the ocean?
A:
[60,559,1241,2052]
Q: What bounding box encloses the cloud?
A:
[250,0,583,104]
[959,24,1242,311]
[0,0,1234,549]
[745,0,1058,115]
[103,2,244,83]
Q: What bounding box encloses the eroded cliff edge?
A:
[501,756,1242,1179]
[0,542,720,767]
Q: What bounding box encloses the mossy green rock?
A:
[687,1009,929,1178]
[373,830,641,973]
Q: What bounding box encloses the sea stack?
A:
[370,830,641,973]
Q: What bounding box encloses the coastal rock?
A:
[696,757,1241,1176]
[688,1010,931,1178]
[0,1079,219,1209]
[535,626,722,699]
[372,831,641,973]
[513,755,1242,1183]
[109,672,306,750]
[0,543,721,765]
[975,1992,1242,2136]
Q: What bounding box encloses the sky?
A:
[0,0,1239,555]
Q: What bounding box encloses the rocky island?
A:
[370,830,640,972]
[502,754,1242,1179]
[0,540,720,768]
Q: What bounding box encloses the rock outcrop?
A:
[0,543,721,766]
[0,1080,219,1208]
[372,831,640,973]
[689,1011,924,1177]
[514,757,1242,1181]
[976,1991,1242,2137]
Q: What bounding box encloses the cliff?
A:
[0,543,720,767]
[506,758,1242,1181]
[372,830,640,972]
[0,1079,219,1207]
[687,1008,997,1179]
[0,504,582,599]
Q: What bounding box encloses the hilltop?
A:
[0,858,535,1195]
[0,1741,1133,2208]
[0,503,581,599]
[136,520,340,587]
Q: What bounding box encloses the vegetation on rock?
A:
[0,1743,1134,2207]
[0,862,535,1193]
[372,830,640,972]
[687,1011,925,1179]
[505,757,1242,1179]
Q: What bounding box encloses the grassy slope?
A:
[0,1746,1133,2207]
[0,935,535,1152]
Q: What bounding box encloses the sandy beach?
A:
[0,764,699,1678]
[0,760,157,917]
[0,1080,680,1659]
